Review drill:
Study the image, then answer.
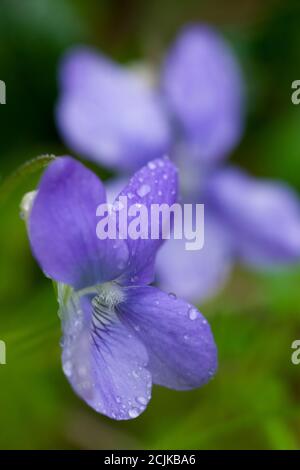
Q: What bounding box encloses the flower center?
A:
[92,282,125,310]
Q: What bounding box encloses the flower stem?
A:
[0,154,56,206]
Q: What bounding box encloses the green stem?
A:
[0,154,56,206]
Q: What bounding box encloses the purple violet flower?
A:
[24,156,217,420]
[56,24,300,303]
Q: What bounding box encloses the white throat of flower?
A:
[93,282,125,310]
[58,281,125,325]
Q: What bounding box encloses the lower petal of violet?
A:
[118,286,218,391]
[60,290,152,420]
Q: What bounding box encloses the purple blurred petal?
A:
[161,25,244,163]
[119,286,217,390]
[56,47,171,171]
[156,216,233,303]
[29,157,129,289]
[206,167,300,266]
[114,157,178,285]
[61,292,152,420]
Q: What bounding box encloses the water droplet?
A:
[158,161,164,168]
[168,292,177,300]
[128,408,139,418]
[147,161,156,170]
[134,325,140,332]
[158,190,162,196]
[132,370,139,379]
[116,396,121,403]
[127,192,134,199]
[202,319,208,325]
[183,334,189,341]
[137,184,151,197]
[188,307,198,320]
[136,396,147,406]
[63,360,72,377]
[163,174,168,180]
[154,300,159,306]
[113,200,124,211]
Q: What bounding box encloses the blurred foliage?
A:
[1,0,300,450]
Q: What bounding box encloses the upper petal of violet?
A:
[161,24,244,164]
[113,156,178,286]
[56,47,171,172]
[29,157,129,290]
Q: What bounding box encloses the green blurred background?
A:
[1,0,300,450]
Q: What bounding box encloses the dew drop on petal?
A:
[128,408,140,418]
[127,192,134,199]
[137,184,151,197]
[63,360,72,377]
[188,307,198,320]
[137,396,147,406]
[147,161,156,170]
[113,200,124,211]
[168,292,177,300]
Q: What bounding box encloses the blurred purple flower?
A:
[56,24,300,303]
[26,156,217,420]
